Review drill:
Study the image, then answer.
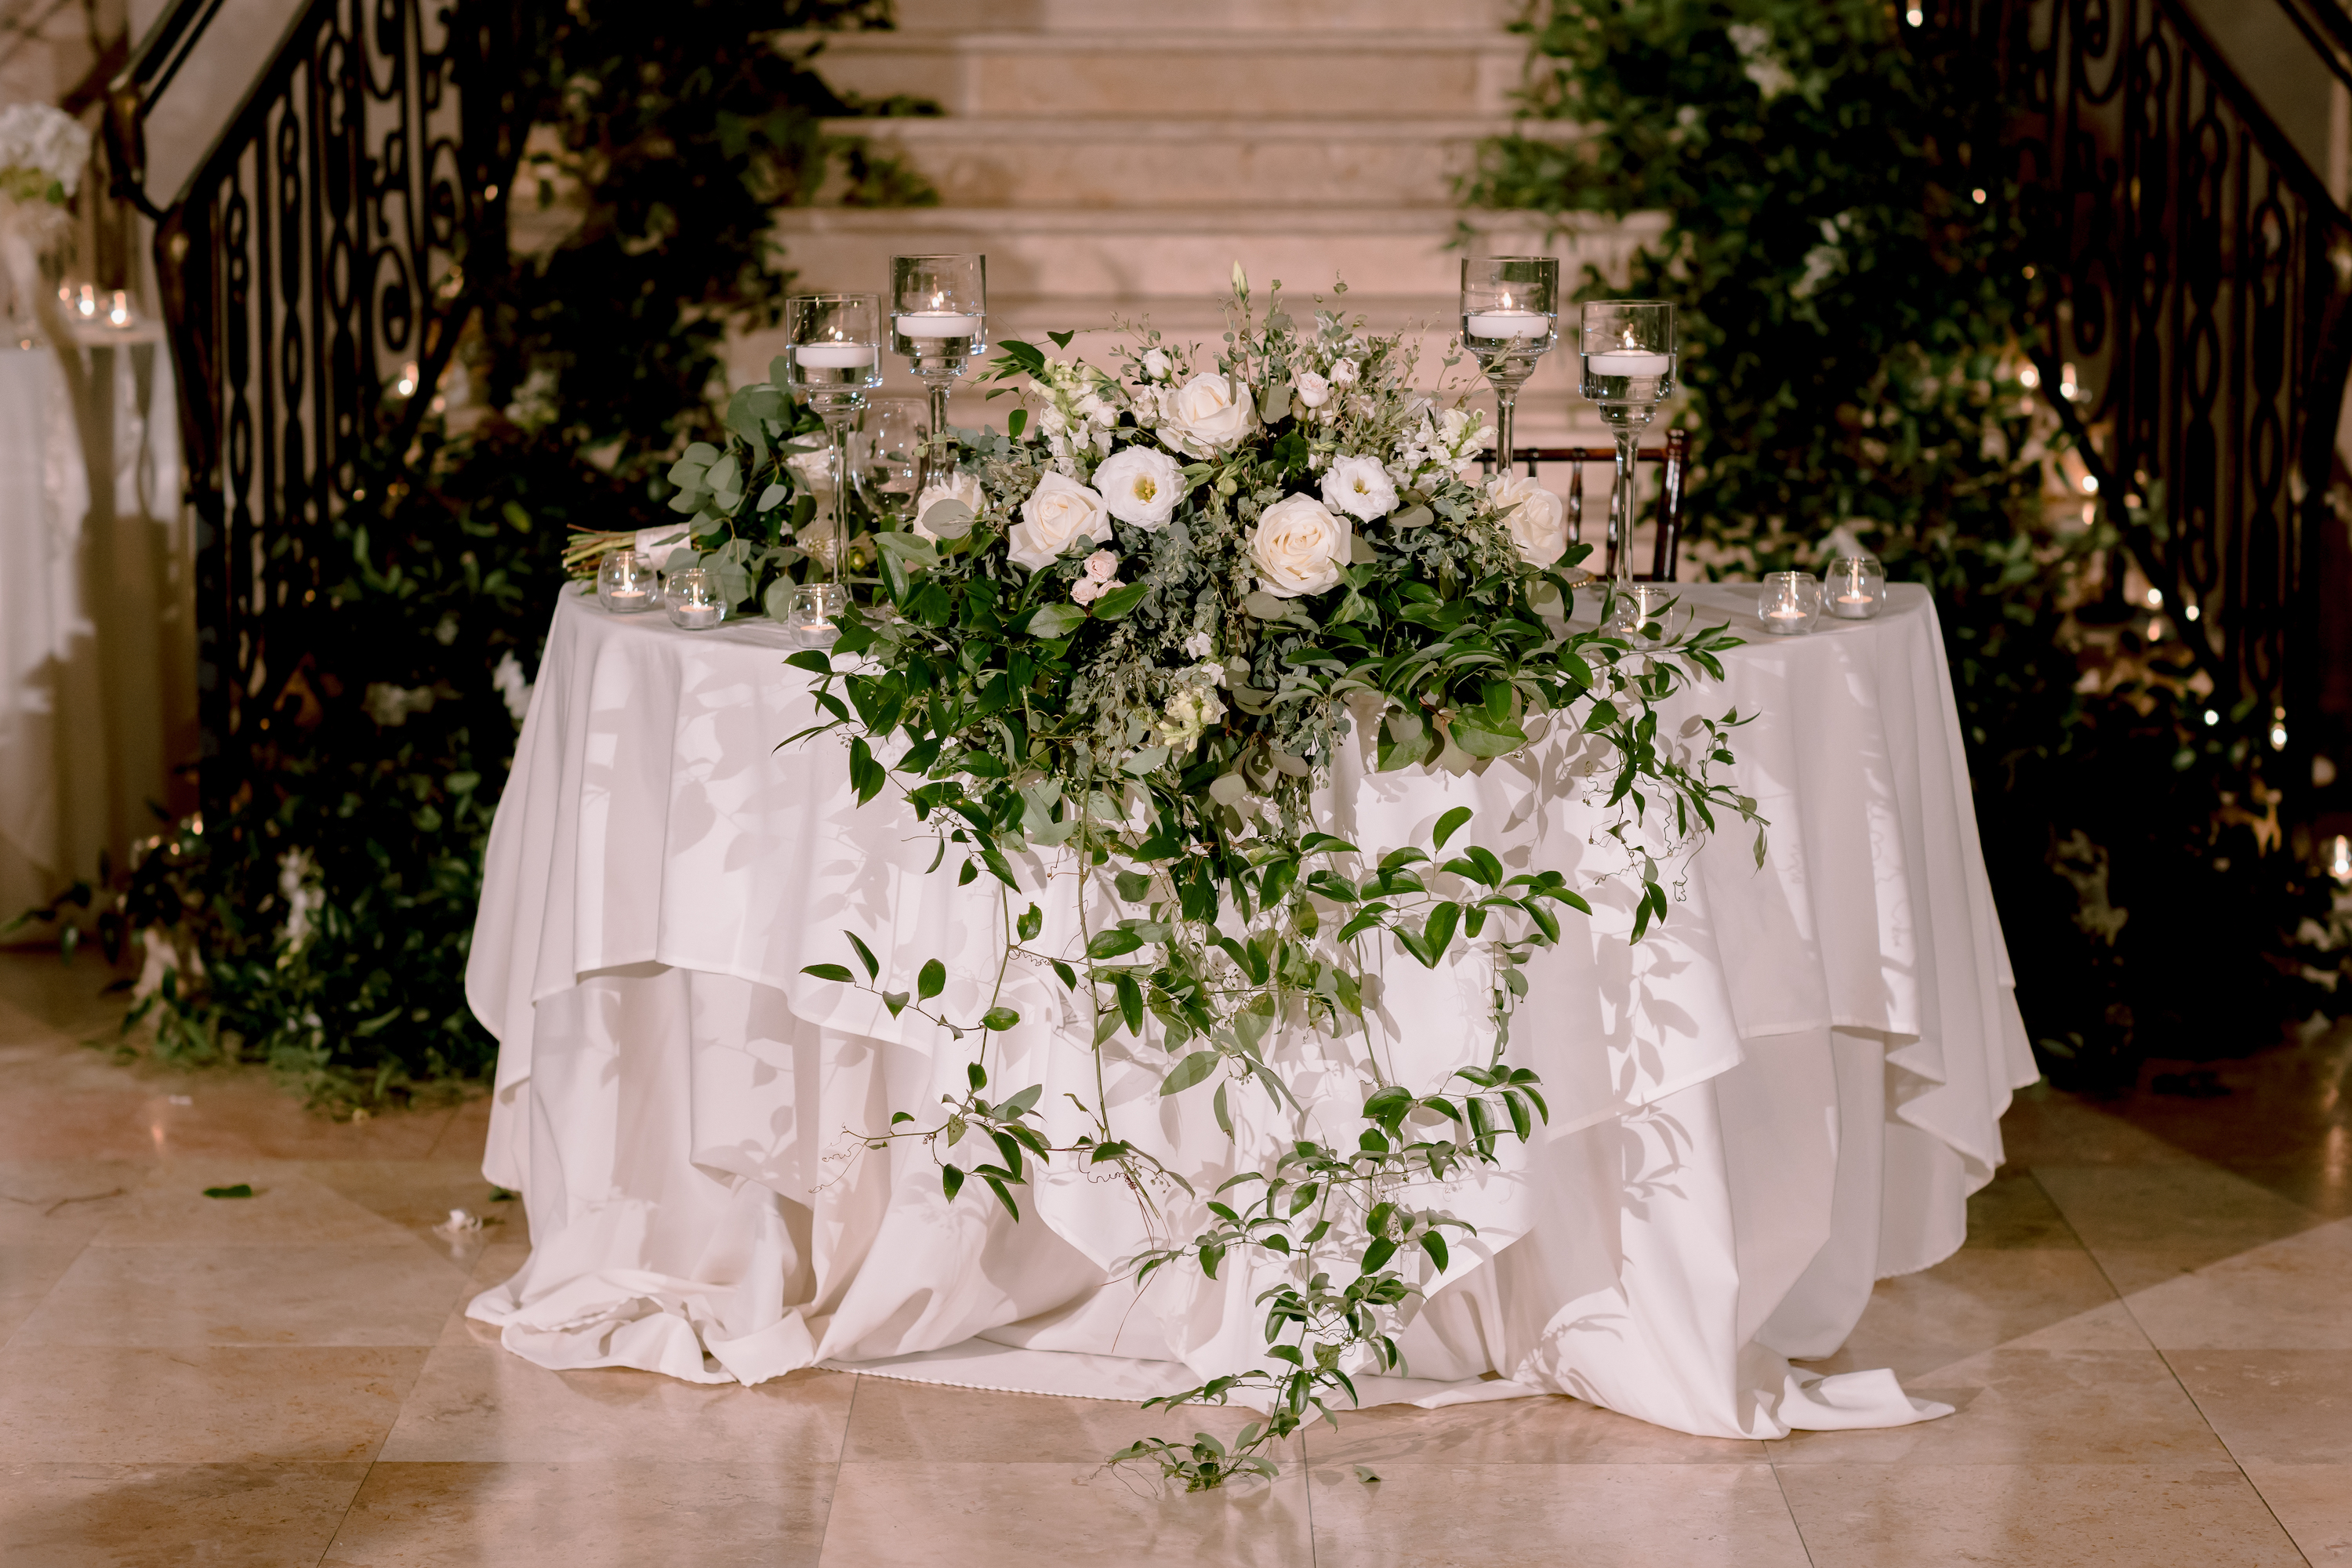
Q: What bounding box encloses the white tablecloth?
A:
[465,581,2038,1439]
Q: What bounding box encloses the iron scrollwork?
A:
[111,0,520,809]
[1952,0,2352,769]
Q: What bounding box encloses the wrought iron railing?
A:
[1945,0,2352,771]
[107,0,521,811]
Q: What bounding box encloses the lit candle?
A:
[1586,350,1673,376]
[895,311,982,338]
[796,342,877,368]
[1766,606,1808,621]
[1466,309,1548,339]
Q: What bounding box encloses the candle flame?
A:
[931,292,944,310]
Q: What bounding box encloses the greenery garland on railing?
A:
[602,270,1759,1484]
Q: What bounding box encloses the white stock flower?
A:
[1163,371,1254,456]
[1319,455,1397,522]
[912,470,985,540]
[1250,493,1351,599]
[492,650,534,724]
[1094,445,1185,529]
[1007,470,1112,571]
[1294,371,1330,409]
[1488,474,1569,565]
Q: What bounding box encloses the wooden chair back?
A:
[1498,428,1688,581]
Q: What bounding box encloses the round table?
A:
[463,580,2036,1439]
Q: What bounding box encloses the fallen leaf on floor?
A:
[1355,1465,1381,1484]
[201,1184,254,1199]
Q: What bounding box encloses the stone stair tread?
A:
[777,205,1641,234]
[888,0,1521,31]
[796,28,1524,51]
[826,115,1526,139]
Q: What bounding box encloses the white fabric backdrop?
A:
[465,581,2038,1439]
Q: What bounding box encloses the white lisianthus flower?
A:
[1319,454,1397,522]
[1142,348,1171,382]
[1250,493,1351,599]
[1294,371,1330,409]
[1071,549,1122,604]
[1157,683,1229,751]
[1181,631,1215,660]
[1488,474,1570,565]
[1330,358,1359,386]
[1163,371,1254,456]
[911,470,985,541]
[1094,445,1186,530]
[1007,470,1112,571]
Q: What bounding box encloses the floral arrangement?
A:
[604,270,1757,1486]
[0,101,89,209]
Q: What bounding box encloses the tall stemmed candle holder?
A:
[1461,256,1558,483]
[890,254,986,492]
[1579,300,1678,639]
[783,292,883,642]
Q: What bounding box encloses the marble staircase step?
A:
[794,29,1524,118]
[827,115,1566,209]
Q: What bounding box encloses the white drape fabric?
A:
[0,335,192,936]
[465,582,2037,1439]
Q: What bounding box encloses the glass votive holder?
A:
[1757,572,1823,635]
[597,549,659,613]
[787,582,848,648]
[1827,555,1887,619]
[664,566,728,630]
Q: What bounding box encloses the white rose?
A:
[1007,470,1112,572]
[1094,445,1186,530]
[1163,371,1254,457]
[1319,455,1397,522]
[1142,348,1171,381]
[912,470,985,541]
[1081,549,1120,583]
[1490,474,1568,565]
[1250,493,1351,599]
[1295,371,1330,410]
[1330,358,1359,386]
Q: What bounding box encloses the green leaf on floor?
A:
[1354,1465,1380,1485]
[488,1188,518,1203]
[201,1184,254,1199]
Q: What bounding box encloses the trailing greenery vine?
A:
[13,0,935,1111]
[1468,0,2348,1087]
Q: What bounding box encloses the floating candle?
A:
[1586,350,1674,376]
[1465,309,1549,339]
[796,342,877,368]
[895,311,982,338]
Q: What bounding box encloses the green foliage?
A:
[1471,0,2346,1085]
[759,277,1759,1482]
[13,0,932,1112]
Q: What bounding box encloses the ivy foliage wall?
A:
[1470,0,2347,1087]
[22,0,931,1111]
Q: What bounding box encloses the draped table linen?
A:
[464,581,2037,1439]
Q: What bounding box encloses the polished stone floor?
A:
[1,950,2346,1566]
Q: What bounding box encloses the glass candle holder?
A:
[1757,572,1824,635]
[784,292,884,590]
[787,583,848,648]
[860,397,926,522]
[1827,555,1887,619]
[1460,256,1558,483]
[664,566,728,630]
[890,253,985,492]
[597,549,659,613]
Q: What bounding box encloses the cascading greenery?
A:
[12,0,935,1109]
[621,271,1758,1483]
[1468,0,2347,1086]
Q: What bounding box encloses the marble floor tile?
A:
[1306,1461,1809,1567]
[0,1345,426,1463]
[1776,1462,2305,1566]
[1798,1247,2121,1379]
[0,1160,142,1243]
[819,1459,1313,1568]
[14,1243,469,1348]
[0,1460,368,1567]
[2125,1216,2352,1349]
[1765,1347,2233,1465]
[0,1243,84,1347]
[842,1372,1264,1465]
[2166,1349,2352,1464]
[2031,1164,2328,1294]
[322,1461,829,1568]
[1961,1168,2094,1250]
[299,1159,529,1248]
[85,1163,430,1247]
[1994,1083,2202,1169]
[1304,1392,1768,1465]
[379,1347,854,1465]
[2241,1461,2352,1563]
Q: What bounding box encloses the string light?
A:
[2329,835,2352,885]
[2269,707,2288,751]
[394,361,419,397]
